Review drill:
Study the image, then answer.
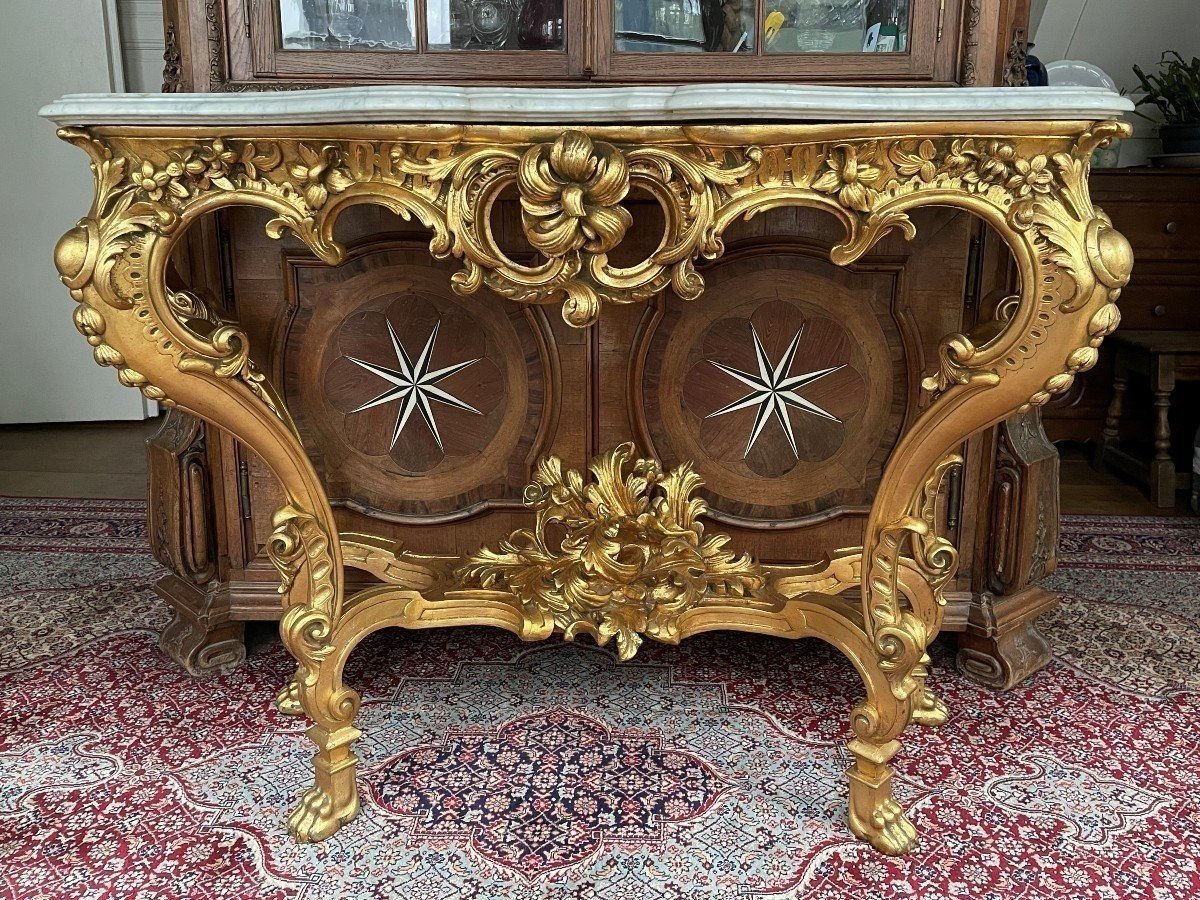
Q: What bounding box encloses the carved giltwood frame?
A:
[55,119,1132,855]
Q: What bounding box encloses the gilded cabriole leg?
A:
[843,130,1133,854]
[54,130,360,843]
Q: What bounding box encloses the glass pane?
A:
[280,0,416,50]
[427,0,564,50]
[614,0,754,53]
[762,0,908,53]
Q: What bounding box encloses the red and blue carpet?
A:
[1,498,1198,898]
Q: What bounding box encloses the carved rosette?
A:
[519,132,632,257]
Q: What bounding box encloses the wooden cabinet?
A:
[164,0,1027,90]
[1043,169,1200,447]
[152,0,1057,692]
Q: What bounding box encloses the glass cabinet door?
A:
[257,0,572,80]
[604,0,941,81]
[245,0,950,84]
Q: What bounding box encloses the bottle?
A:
[1024,42,1049,86]
[863,0,905,52]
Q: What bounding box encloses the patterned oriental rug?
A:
[1,498,1199,899]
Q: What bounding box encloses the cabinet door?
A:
[597,0,962,82]
[233,0,582,82]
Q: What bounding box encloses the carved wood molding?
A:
[162,22,183,93]
[148,407,216,583]
[958,0,983,86]
[988,408,1059,593]
[1003,27,1031,88]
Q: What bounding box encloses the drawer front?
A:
[1116,270,1200,331]
[1103,201,1200,256]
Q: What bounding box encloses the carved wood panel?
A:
[147,408,217,584]
[278,242,561,523]
[631,242,912,527]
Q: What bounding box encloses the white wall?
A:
[1032,0,1200,165]
[118,0,169,92]
[0,0,149,423]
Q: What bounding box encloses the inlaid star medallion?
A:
[682,300,867,479]
[705,323,843,459]
[346,318,482,451]
[322,292,504,474]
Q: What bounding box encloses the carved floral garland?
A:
[93,128,1103,336]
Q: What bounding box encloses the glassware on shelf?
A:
[614,0,753,53]
[328,0,365,46]
[517,0,564,49]
[429,0,518,49]
[360,0,415,48]
[763,0,876,53]
[282,0,331,48]
[281,0,415,50]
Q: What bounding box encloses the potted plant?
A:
[1133,51,1200,154]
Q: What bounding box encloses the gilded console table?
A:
[42,85,1132,855]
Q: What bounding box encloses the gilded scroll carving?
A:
[55,132,293,423]
[459,442,765,660]
[61,122,1128,354]
[57,127,1070,338]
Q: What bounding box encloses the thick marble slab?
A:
[40,84,1132,127]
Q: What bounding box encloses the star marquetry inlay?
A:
[347,319,482,450]
[706,323,843,459]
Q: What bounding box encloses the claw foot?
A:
[275,677,303,716]
[910,690,948,728]
[850,797,918,856]
[287,784,359,843]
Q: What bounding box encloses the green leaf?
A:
[1132,51,1200,124]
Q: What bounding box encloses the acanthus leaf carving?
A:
[458,443,766,661]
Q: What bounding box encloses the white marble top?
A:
[40,84,1132,127]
